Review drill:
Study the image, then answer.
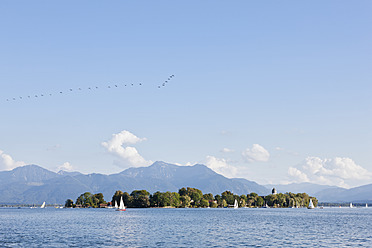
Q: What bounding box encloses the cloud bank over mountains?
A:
[205,156,237,178]
[204,144,271,179]
[101,130,152,168]
[57,162,74,172]
[242,144,270,163]
[288,157,372,188]
[2,130,371,190]
[0,150,25,171]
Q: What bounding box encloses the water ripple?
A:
[0,207,371,247]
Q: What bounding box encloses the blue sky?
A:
[0,1,371,188]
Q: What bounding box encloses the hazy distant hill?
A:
[57,170,82,177]
[119,161,269,196]
[0,162,269,204]
[315,184,372,203]
[265,182,343,196]
[1,162,370,204]
[265,182,372,203]
[0,164,59,186]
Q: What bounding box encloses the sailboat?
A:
[233,199,238,209]
[116,196,126,211]
[114,200,118,209]
[366,203,368,208]
[291,199,296,208]
[350,203,353,208]
[307,199,314,209]
[40,202,46,208]
[262,202,269,208]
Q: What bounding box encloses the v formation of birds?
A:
[3,75,175,102]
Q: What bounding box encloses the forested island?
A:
[64,187,318,209]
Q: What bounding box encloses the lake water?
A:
[1,207,371,247]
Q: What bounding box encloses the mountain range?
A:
[0,161,371,204]
[0,161,269,204]
[266,182,372,203]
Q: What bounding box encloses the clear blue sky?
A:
[0,1,371,188]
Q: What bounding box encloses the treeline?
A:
[65,187,318,208]
[65,192,106,208]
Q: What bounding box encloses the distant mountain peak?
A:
[57,170,82,176]
[13,164,44,170]
[150,161,177,168]
[0,164,60,186]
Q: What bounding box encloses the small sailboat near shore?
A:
[116,196,126,211]
[366,203,368,208]
[233,199,238,209]
[307,199,314,209]
[40,202,46,208]
[262,203,269,208]
[349,202,353,208]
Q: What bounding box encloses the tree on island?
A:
[64,199,74,208]
[75,192,107,208]
[130,190,151,208]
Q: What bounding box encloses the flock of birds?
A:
[158,74,175,88]
[2,74,175,102]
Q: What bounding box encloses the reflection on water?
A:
[0,207,371,247]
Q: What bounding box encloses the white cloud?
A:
[205,156,237,178]
[220,148,234,153]
[242,144,270,163]
[174,162,195,166]
[58,162,73,171]
[102,130,152,168]
[288,167,309,182]
[288,157,372,188]
[0,150,26,171]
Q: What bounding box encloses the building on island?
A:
[272,188,277,195]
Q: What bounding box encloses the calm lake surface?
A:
[1,207,371,247]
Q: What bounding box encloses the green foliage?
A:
[187,188,203,207]
[200,198,209,208]
[210,201,218,208]
[64,199,74,208]
[130,190,150,208]
[170,192,181,207]
[94,193,107,206]
[150,191,163,207]
[180,195,191,208]
[203,193,214,201]
[221,191,235,205]
[75,192,106,208]
[178,187,187,196]
[215,194,222,206]
[222,199,228,208]
[239,198,246,208]
[256,197,264,207]
[69,188,318,209]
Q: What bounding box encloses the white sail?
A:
[119,196,125,210]
[350,203,353,208]
[114,200,118,208]
[234,199,238,209]
[308,199,314,209]
[40,202,46,208]
[366,203,368,208]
